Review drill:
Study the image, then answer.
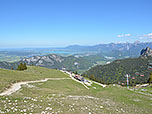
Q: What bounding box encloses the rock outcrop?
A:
[140,47,152,58]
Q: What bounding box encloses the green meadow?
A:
[0,66,152,114]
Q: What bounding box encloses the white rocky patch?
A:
[74,62,79,65]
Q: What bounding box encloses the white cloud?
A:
[147,33,152,37]
[139,33,152,40]
[117,34,131,38]
[117,35,123,37]
[125,34,131,37]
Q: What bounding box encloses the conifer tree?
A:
[17,63,27,71]
[149,72,152,84]
[23,63,27,70]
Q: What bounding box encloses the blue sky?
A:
[0,0,152,48]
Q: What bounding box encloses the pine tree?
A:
[20,63,23,70]
[17,63,21,70]
[149,72,152,84]
[17,63,27,71]
[23,63,27,70]
[11,67,14,70]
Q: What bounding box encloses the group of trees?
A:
[16,63,27,71]
[83,57,151,85]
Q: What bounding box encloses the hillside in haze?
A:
[0,54,106,72]
[1,41,152,62]
[1,42,152,73]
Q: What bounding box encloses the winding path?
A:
[0,71,106,96]
[0,78,71,96]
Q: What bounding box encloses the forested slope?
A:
[83,47,152,85]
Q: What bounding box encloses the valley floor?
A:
[0,66,152,114]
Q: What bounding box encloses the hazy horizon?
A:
[0,40,151,49]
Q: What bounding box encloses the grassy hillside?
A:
[0,66,68,93]
[0,66,152,113]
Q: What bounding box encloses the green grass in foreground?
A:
[0,66,68,92]
[0,66,152,114]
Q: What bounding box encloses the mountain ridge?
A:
[64,41,152,58]
[0,54,105,72]
[140,47,152,58]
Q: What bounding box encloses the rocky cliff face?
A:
[21,54,64,66]
[140,47,152,58]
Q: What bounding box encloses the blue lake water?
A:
[43,51,77,54]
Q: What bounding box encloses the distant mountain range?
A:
[83,47,152,85]
[64,41,152,58]
[0,41,152,74]
[1,41,152,59]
